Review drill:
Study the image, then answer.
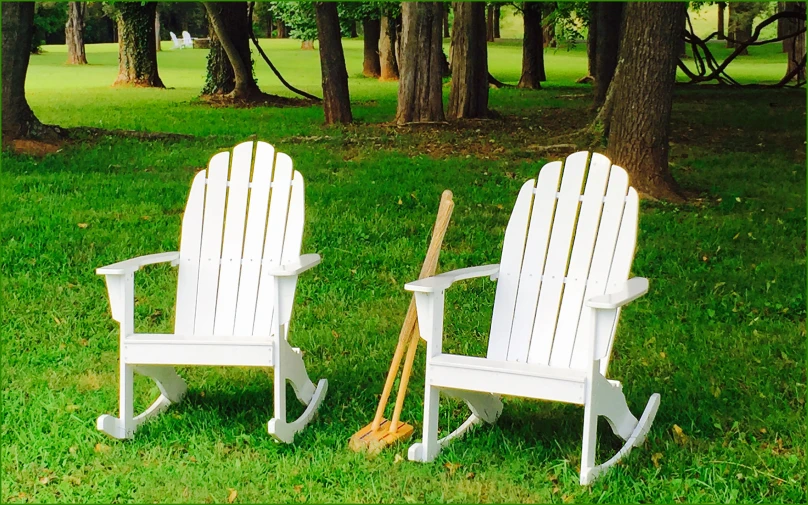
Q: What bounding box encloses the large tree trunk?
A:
[379,15,399,80]
[204,2,260,99]
[395,2,445,124]
[727,2,754,54]
[448,2,488,118]
[586,2,597,79]
[113,2,164,87]
[783,2,807,81]
[362,17,381,77]
[594,2,623,107]
[65,2,88,64]
[604,2,686,201]
[202,2,253,96]
[315,2,352,124]
[155,7,161,52]
[2,2,61,141]
[717,2,726,40]
[519,2,545,89]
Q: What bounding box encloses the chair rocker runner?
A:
[405,152,660,485]
[96,141,327,444]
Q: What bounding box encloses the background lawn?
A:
[2,35,805,503]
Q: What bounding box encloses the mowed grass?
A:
[2,37,806,503]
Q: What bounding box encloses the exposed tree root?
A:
[199,92,316,108]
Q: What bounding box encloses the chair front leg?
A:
[408,289,446,463]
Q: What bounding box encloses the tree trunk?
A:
[2,2,61,141]
[717,2,726,40]
[315,2,352,124]
[444,6,450,38]
[379,15,399,80]
[395,2,445,124]
[266,10,273,37]
[493,4,501,39]
[543,14,556,48]
[604,2,686,201]
[586,2,597,78]
[727,2,753,54]
[362,17,381,77]
[202,3,251,95]
[204,2,260,99]
[65,2,88,64]
[301,40,315,50]
[448,2,488,118]
[518,1,544,89]
[155,8,161,52]
[594,2,623,107]
[113,3,164,87]
[784,2,806,81]
[486,4,495,42]
[350,20,358,38]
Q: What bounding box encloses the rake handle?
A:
[370,190,454,431]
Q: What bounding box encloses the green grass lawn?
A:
[2,37,805,503]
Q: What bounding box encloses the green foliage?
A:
[271,1,317,42]
[32,2,68,53]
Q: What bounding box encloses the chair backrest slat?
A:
[504,162,562,363]
[487,152,638,372]
[525,152,588,365]
[174,141,304,338]
[487,179,537,361]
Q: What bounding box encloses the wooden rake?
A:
[349,190,454,454]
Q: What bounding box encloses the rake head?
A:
[348,418,415,455]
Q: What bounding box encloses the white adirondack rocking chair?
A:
[405,152,660,485]
[96,141,327,444]
[170,31,183,50]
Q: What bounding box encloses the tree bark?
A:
[493,4,501,39]
[204,2,260,99]
[604,2,687,201]
[155,7,161,52]
[301,40,315,50]
[362,17,381,77]
[518,1,544,89]
[486,4,495,42]
[350,20,358,38]
[65,2,88,64]
[202,3,251,95]
[784,2,806,81]
[315,2,352,124]
[727,2,754,54]
[395,2,445,124]
[2,2,61,141]
[379,15,399,80]
[717,2,726,40]
[113,2,164,87]
[448,2,488,118]
[586,2,597,78]
[594,2,623,107]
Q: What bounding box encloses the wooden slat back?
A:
[174,141,305,338]
[487,152,638,373]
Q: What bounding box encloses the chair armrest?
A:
[585,277,648,309]
[404,264,500,293]
[96,252,180,276]
[266,253,321,277]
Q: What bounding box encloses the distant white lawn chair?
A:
[170,31,183,50]
[405,152,660,485]
[182,30,194,48]
[96,141,328,444]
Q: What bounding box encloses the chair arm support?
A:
[266,253,321,277]
[404,264,500,293]
[96,252,180,276]
[585,278,649,310]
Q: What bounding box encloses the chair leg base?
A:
[268,378,328,444]
[97,414,132,440]
[580,393,661,485]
